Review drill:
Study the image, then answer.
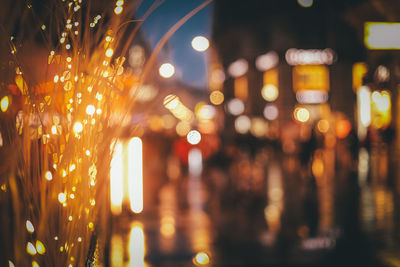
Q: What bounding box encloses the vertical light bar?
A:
[357,85,371,139]
[129,222,146,267]
[110,140,123,215]
[188,148,202,177]
[128,137,143,214]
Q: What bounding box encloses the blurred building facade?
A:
[210,0,367,140]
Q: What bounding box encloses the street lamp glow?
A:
[191,36,209,52]
[159,63,175,78]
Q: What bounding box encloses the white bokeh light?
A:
[191,36,209,52]
[159,63,175,78]
[228,59,248,77]
[187,130,201,145]
[227,98,245,116]
[235,115,251,134]
[264,104,279,120]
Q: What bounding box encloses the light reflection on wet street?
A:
[110,140,400,266]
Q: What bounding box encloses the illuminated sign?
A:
[285,48,335,65]
[365,22,400,50]
[292,65,330,92]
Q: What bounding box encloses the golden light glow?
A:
[209,90,224,105]
[159,63,175,78]
[176,121,191,136]
[335,120,352,139]
[26,220,35,233]
[294,107,310,123]
[32,261,39,267]
[36,240,46,254]
[110,141,123,215]
[187,130,201,145]
[163,94,194,122]
[1,96,9,112]
[371,90,391,129]
[128,137,143,214]
[86,105,95,115]
[193,252,210,266]
[250,117,268,137]
[317,119,330,133]
[161,216,176,237]
[58,193,67,203]
[352,62,367,90]
[27,242,37,255]
[73,122,83,133]
[261,84,279,102]
[9,260,15,267]
[312,157,324,177]
[191,36,209,52]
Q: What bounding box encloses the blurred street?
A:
[3,0,400,266]
[109,135,400,267]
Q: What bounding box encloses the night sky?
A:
[136,0,213,90]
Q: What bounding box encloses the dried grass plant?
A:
[0,0,211,266]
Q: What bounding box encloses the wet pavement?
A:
[109,143,400,267]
